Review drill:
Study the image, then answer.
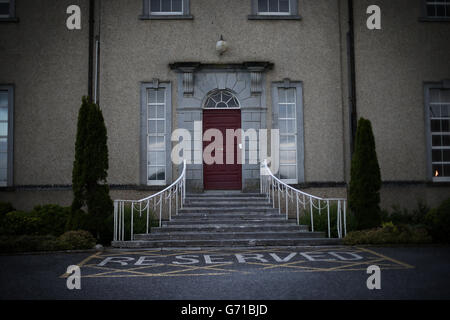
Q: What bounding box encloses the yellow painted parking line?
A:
[63,246,414,279]
[356,246,414,269]
[245,261,332,272]
[81,263,166,277]
[325,258,385,271]
[59,252,100,278]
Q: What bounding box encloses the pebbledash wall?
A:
[0,0,449,212]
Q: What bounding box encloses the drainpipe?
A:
[88,0,95,101]
[347,0,357,154]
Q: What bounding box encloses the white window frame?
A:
[257,0,291,16]
[424,0,450,18]
[425,81,450,182]
[150,0,183,15]
[203,89,240,109]
[147,88,167,185]
[0,85,13,187]
[272,80,305,185]
[278,88,298,183]
[141,0,192,18]
[0,0,14,19]
[141,81,172,187]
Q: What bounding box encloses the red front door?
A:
[203,109,242,190]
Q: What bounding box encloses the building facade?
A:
[0,0,449,212]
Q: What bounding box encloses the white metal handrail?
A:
[113,160,187,241]
[260,159,347,238]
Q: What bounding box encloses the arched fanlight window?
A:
[204,90,240,109]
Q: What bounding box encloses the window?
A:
[426,83,450,181]
[0,0,15,19]
[204,90,240,109]
[141,0,192,19]
[150,0,182,15]
[249,0,300,19]
[141,81,172,186]
[278,88,297,182]
[272,80,304,184]
[424,0,450,18]
[258,0,290,15]
[0,85,13,187]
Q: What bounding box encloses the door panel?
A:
[203,109,242,190]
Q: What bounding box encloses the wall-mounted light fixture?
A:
[216,35,228,55]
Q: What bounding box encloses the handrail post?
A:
[159,193,163,228]
[327,200,331,238]
[113,201,117,241]
[121,201,124,241]
[169,190,172,221]
[146,200,150,234]
[310,197,314,232]
[285,187,288,220]
[131,202,134,241]
[296,193,299,225]
[277,183,281,214]
[343,200,347,237]
[176,184,179,215]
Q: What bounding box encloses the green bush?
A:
[349,118,382,230]
[65,209,91,233]
[425,197,450,243]
[1,211,41,235]
[106,205,159,242]
[30,204,71,236]
[0,205,71,237]
[343,222,432,245]
[0,231,97,253]
[0,201,14,215]
[57,230,96,250]
[380,201,430,226]
[299,203,356,238]
[0,235,59,253]
[0,201,15,226]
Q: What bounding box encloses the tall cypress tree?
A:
[71,96,90,211]
[70,97,113,242]
[349,117,382,230]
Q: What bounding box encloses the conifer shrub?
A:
[349,118,382,230]
[71,97,113,244]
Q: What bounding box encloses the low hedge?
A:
[425,197,450,243]
[0,230,96,253]
[343,222,432,245]
[0,205,71,237]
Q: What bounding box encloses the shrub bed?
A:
[299,204,356,238]
[343,222,432,245]
[0,230,96,253]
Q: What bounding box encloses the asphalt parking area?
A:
[60,246,413,279]
[3,245,450,300]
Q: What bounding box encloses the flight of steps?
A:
[112,192,341,248]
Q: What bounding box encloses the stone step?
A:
[184,200,273,207]
[134,230,324,241]
[185,196,268,202]
[163,218,296,226]
[171,213,284,220]
[186,192,264,198]
[179,207,279,214]
[152,224,309,233]
[112,238,341,248]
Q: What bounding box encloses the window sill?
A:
[248,14,302,20]
[418,17,450,22]
[139,15,193,20]
[0,17,19,23]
